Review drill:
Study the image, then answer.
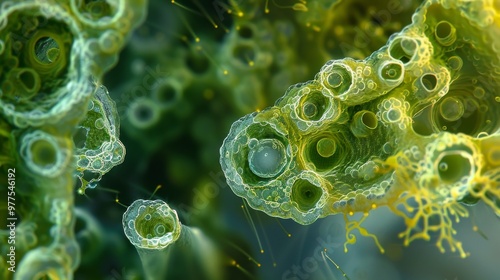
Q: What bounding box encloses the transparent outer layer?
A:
[74,84,126,194]
[123,199,182,250]
[221,0,500,257]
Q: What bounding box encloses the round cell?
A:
[420,74,437,92]
[434,21,456,46]
[439,97,464,121]
[302,102,318,119]
[473,87,485,99]
[122,199,181,250]
[291,179,323,212]
[316,138,337,158]
[487,148,500,165]
[153,82,179,108]
[26,28,71,80]
[30,139,58,168]
[350,110,378,137]
[325,64,352,96]
[126,98,161,129]
[34,36,61,65]
[436,152,472,184]
[248,139,287,179]
[298,91,329,122]
[447,56,463,71]
[387,109,401,122]
[379,61,403,83]
[20,130,68,177]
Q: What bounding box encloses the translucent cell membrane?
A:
[75,85,125,194]
[123,199,181,250]
[323,63,353,97]
[439,96,464,122]
[126,97,161,130]
[122,199,222,280]
[20,130,70,178]
[248,138,287,179]
[350,110,378,138]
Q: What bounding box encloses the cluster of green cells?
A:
[221,0,500,258]
[0,0,146,279]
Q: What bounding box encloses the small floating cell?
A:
[316,138,337,158]
[439,96,464,122]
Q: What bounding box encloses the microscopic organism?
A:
[220,0,500,258]
[122,199,222,280]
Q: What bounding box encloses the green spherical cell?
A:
[473,87,485,99]
[316,138,337,158]
[122,199,181,250]
[436,151,472,184]
[248,139,287,179]
[434,20,456,46]
[387,109,401,122]
[27,29,71,79]
[303,133,345,172]
[447,56,463,71]
[152,79,181,109]
[303,102,318,119]
[127,98,161,129]
[350,110,378,137]
[326,64,352,96]
[378,61,404,85]
[34,36,61,64]
[298,91,329,122]
[420,73,438,92]
[20,130,69,177]
[30,139,57,168]
[439,96,465,121]
[291,179,323,212]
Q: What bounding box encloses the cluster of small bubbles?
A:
[74,85,126,194]
[122,199,181,250]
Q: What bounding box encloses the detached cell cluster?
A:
[221,0,500,258]
[0,0,145,278]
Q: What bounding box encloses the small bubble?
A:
[439,162,448,171]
